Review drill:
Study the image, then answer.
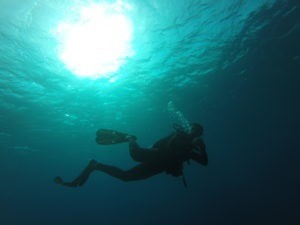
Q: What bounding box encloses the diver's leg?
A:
[55,159,99,187]
[129,139,143,161]
[129,140,160,163]
[54,160,164,187]
[95,162,164,181]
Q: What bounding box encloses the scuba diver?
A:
[54,123,208,187]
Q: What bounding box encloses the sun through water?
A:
[53,1,134,79]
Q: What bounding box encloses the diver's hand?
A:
[192,137,205,150]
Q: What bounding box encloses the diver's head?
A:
[189,123,203,138]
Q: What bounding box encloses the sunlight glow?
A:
[54,1,134,79]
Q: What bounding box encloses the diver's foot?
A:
[54,160,98,187]
[126,135,137,142]
[68,160,98,187]
[54,176,78,187]
[128,137,140,150]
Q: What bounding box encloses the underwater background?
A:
[0,0,299,225]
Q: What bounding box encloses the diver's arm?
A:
[190,138,208,165]
[190,151,208,165]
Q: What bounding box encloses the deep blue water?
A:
[0,0,299,225]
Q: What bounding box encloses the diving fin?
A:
[96,129,136,145]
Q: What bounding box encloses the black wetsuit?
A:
[96,131,208,181]
[56,131,208,187]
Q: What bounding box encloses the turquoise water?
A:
[0,0,299,225]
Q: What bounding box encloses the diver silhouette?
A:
[55,123,208,187]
